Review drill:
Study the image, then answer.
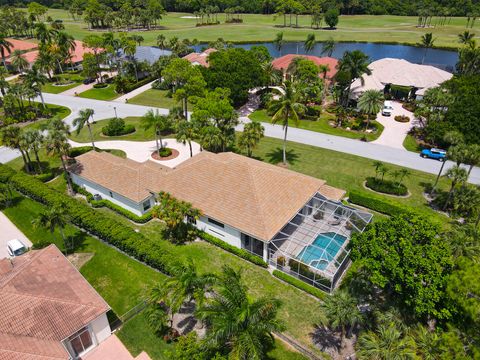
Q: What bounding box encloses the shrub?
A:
[365,177,408,196]
[0,164,177,275]
[273,270,325,299]
[348,190,410,216]
[198,231,268,268]
[93,83,108,89]
[69,146,95,157]
[152,79,170,90]
[394,115,410,123]
[159,147,172,157]
[122,76,156,93]
[102,118,136,136]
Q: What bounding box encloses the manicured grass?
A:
[78,84,119,100]
[403,134,423,153]
[42,82,80,94]
[128,89,175,108]
[2,194,166,315]
[47,9,469,48]
[69,116,160,142]
[249,109,384,141]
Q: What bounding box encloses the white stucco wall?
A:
[195,215,242,248]
[70,173,154,216]
[90,313,111,344]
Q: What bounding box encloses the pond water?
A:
[196,42,459,72]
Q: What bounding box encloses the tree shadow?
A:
[310,325,342,353]
[265,147,299,166]
[69,230,90,253]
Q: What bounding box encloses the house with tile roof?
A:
[69,151,372,291]
[271,54,338,81]
[183,48,217,67]
[0,244,151,359]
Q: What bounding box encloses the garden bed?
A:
[151,148,179,161]
[364,177,410,197]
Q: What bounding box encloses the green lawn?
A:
[128,89,175,108]
[69,117,162,142]
[78,84,119,101]
[47,9,469,48]
[249,109,384,142]
[42,82,80,94]
[403,134,423,153]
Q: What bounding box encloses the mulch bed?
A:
[151,148,179,161]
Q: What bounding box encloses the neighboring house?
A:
[4,38,37,57]
[271,54,338,82]
[350,58,453,100]
[117,46,172,65]
[183,48,217,67]
[0,244,110,359]
[69,151,372,291]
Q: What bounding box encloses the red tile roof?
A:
[70,40,97,63]
[183,48,217,67]
[272,54,338,79]
[0,245,110,359]
[4,39,38,57]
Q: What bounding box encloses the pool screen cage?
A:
[268,193,372,293]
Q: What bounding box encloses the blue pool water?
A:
[296,232,347,270]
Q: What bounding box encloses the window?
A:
[68,327,94,356]
[143,200,151,211]
[109,191,113,198]
[187,215,196,225]
[207,218,224,228]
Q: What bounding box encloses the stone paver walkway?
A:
[371,101,415,149]
[114,80,155,103]
[69,138,201,168]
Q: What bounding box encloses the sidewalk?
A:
[114,80,155,103]
[60,82,95,96]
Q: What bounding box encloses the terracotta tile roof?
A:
[6,50,39,65]
[5,39,38,57]
[0,245,110,359]
[183,48,217,67]
[272,54,338,79]
[70,40,98,63]
[71,151,345,240]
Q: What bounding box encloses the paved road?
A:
[1,93,479,185]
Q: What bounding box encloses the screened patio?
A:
[268,193,372,292]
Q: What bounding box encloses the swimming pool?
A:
[296,232,347,270]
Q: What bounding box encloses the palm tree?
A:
[372,161,384,179]
[357,90,384,130]
[24,66,48,108]
[73,109,96,149]
[337,50,371,106]
[419,32,435,64]
[10,50,29,73]
[444,224,480,261]
[175,119,197,157]
[141,109,171,157]
[0,66,8,96]
[23,129,44,173]
[0,126,31,173]
[32,206,70,254]
[199,125,223,152]
[321,38,335,57]
[304,33,316,53]
[123,39,138,81]
[274,32,285,56]
[238,121,265,157]
[443,165,468,211]
[268,81,305,165]
[0,35,12,69]
[397,168,410,187]
[263,62,282,86]
[356,323,416,360]
[378,164,389,181]
[320,290,363,345]
[463,143,480,179]
[45,129,74,195]
[197,266,285,359]
[458,30,475,45]
[34,22,53,45]
[156,34,166,50]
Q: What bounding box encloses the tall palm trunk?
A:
[60,156,74,195]
[188,140,192,157]
[34,148,43,173]
[19,149,30,173]
[87,123,95,149]
[59,226,68,255]
[283,123,289,165]
[443,182,456,211]
[431,161,446,195]
[39,91,46,109]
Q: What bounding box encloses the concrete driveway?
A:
[372,101,415,149]
[0,212,32,259]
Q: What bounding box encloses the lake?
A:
[196,42,459,72]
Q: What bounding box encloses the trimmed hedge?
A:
[93,83,108,89]
[198,231,268,268]
[365,177,408,196]
[0,164,177,275]
[273,270,325,300]
[123,76,155,94]
[348,190,410,216]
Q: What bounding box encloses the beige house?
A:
[70,151,372,291]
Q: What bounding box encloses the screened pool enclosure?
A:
[268,193,372,292]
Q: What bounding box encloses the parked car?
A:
[421,148,447,161]
[382,101,394,116]
[7,239,27,257]
[83,77,95,85]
